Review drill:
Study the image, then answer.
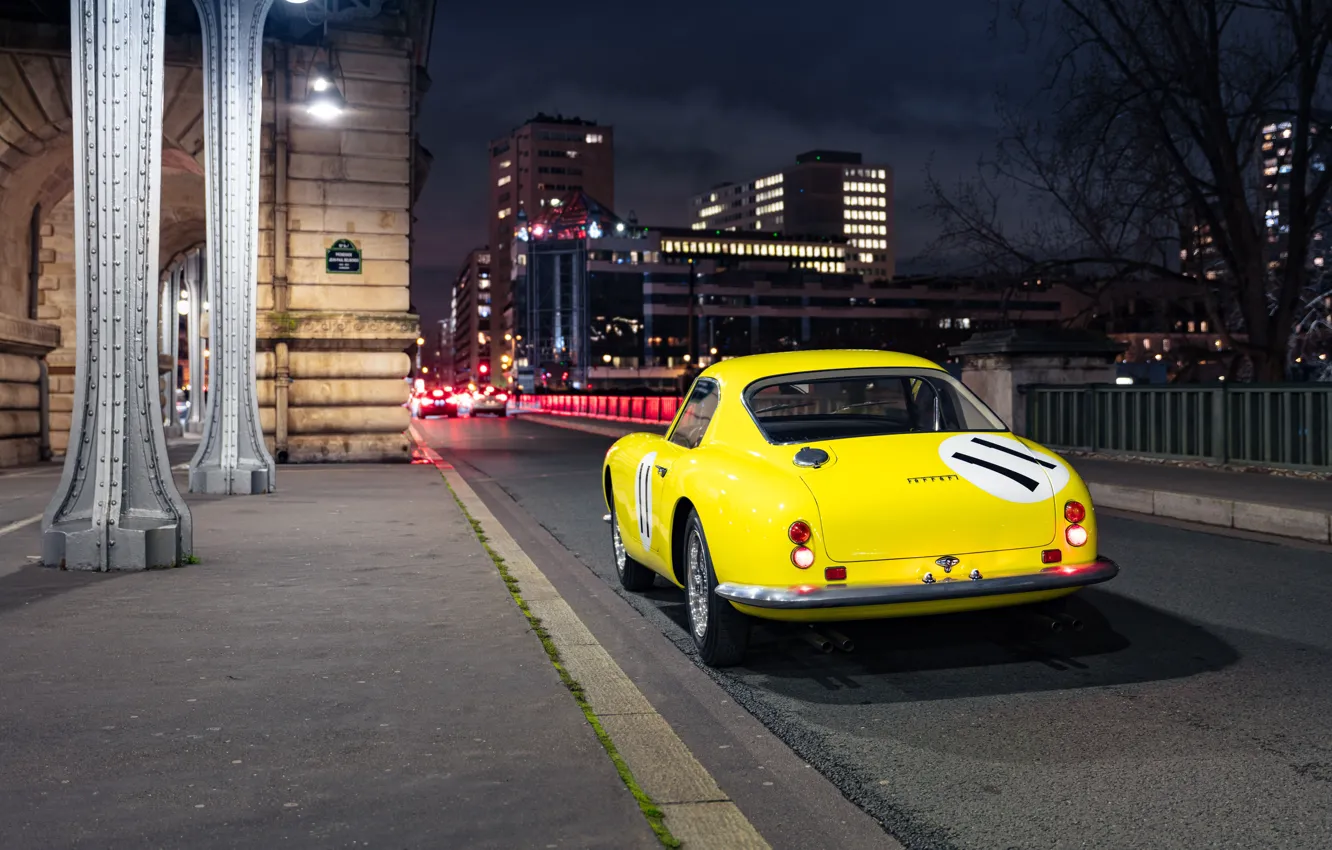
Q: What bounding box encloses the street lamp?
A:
[602,353,612,363]
[304,55,346,121]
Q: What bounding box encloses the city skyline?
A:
[409,0,1037,324]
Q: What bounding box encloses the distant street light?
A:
[602,353,612,363]
[416,337,426,346]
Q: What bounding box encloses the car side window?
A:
[669,380,719,449]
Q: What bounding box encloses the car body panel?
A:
[601,349,1110,623]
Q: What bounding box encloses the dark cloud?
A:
[411,1,1042,320]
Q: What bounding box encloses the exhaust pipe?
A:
[823,628,855,652]
[799,629,833,653]
[1023,611,1064,633]
[1052,611,1084,632]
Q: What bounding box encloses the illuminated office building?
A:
[688,150,894,282]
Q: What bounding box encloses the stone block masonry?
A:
[255,28,420,464]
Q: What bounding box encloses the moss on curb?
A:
[447,485,681,849]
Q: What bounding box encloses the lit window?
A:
[498,207,512,219]
[586,133,604,143]
[497,175,511,187]
[699,204,725,217]
[1142,338,1151,350]
[1263,123,1277,134]
[499,160,512,169]
[858,252,873,262]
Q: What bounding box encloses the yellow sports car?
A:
[601,350,1119,666]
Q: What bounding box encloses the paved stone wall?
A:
[255,31,417,463]
[37,193,75,455]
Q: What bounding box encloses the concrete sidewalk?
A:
[0,464,658,849]
[519,411,1332,545]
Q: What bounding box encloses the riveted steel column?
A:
[189,0,277,495]
[186,250,204,433]
[42,0,192,571]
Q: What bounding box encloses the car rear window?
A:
[743,368,1005,444]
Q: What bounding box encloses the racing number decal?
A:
[937,434,1070,503]
[634,452,658,548]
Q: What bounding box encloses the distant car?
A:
[411,386,459,419]
[462,387,509,417]
[601,349,1119,667]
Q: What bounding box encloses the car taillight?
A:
[1065,525,1088,547]
[788,521,812,544]
[791,546,815,569]
[431,389,444,398]
[1064,500,1086,523]
[824,566,846,581]
[497,393,508,401]
[1042,549,1062,564]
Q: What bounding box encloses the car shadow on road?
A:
[0,564,130,617]
[654,588,1238,703]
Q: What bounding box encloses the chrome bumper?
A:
[714,557,1119,610]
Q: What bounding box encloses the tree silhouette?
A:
[928,0,1332,380]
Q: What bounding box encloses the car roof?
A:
[698,349,946,393]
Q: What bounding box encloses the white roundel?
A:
[937,434,1070,504]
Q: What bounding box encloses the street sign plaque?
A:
[326,238,362,274]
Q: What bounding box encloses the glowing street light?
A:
[305,63,345,121]
[602,353,612,363]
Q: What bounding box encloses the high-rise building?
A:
[1259,117,1330,271]
[450,248,493,385]
[487,113,615,376]
[688,150,894,281]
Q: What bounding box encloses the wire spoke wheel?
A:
[612,513,627,575]
[687,530,708,642]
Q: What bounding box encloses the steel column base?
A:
[43,518,186,572]
[189,463,271,495]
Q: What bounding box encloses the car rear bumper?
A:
[714,557,1118,610]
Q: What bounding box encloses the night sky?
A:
[409,1,1041,324]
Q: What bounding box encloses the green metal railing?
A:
[1025,384,1332,470]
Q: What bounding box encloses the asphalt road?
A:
[420,413,1332,850]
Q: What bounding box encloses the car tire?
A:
[611,502,656,592]
[683,509,750,667]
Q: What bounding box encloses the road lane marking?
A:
[0,514,42,538]
[414,438,768,849]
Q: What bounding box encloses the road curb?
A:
[517,413,1332,545]
[408,425,770,849]
[1087,482,1332,543]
